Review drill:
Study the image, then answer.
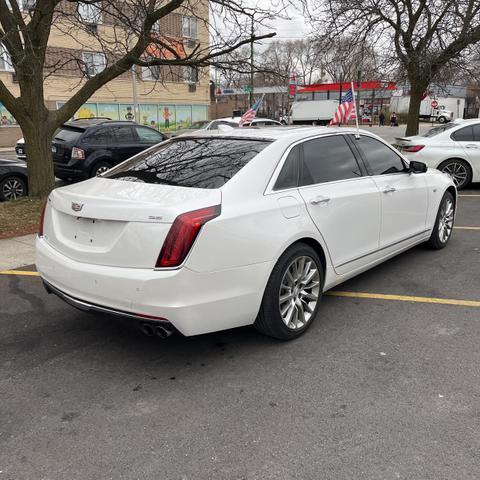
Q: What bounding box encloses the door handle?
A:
[382,186,396,194]
[310,195,330,205]
[465,144,479,149]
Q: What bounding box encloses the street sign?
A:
[243,85,252,93]
[431,100,439,109]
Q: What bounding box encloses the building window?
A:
[151,20,160,33]
[0,44,14,72]
[78,2,102,24]
[18,0,36,10]
[182,16,197,38]
[142,65,161,81]
[82,52,106,77]
[183,66,198,83]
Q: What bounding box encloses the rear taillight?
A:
[155,205,221,268]
[71,147,85,160]
[38,200,48,237]
[402,145,425,153]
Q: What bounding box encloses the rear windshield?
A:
[104,137,271,189]
[53,127,84,143]
[420,123,457,138]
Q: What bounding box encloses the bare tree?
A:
[311,0,480,135]
[0,0,276,197]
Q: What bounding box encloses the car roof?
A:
[214,117,280,123]
[176,126,373,142]
[63,119,137,129]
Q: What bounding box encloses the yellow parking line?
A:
[326,291,480,308]
[0,270,39,276]
[454,226,480,230]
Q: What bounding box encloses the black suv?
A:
[52,119,166,180]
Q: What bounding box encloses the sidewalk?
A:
[0,234,36,270]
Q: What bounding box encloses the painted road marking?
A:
[326,291,480,308]
[459,194,480,197]
[1,271,479,308]
[454,226,480,230]
[0,270,39,276]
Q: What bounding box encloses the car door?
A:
[352,135,428,248]
[451,124,480,179]
[297,134,381,273]
[111,125,142,163]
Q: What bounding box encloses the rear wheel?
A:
[427,191,455,249]
[0,175,27,201]
[438,159,472,190]
[90,161,112,178]
[254,243,323,340]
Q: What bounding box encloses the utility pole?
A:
[249,15,254,106]
[131,66,139,121]
[356,68,362,121]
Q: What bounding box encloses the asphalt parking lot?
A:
[1,187,480,479]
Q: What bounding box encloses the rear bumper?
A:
[53,162,88,180]
[36,236,271,336]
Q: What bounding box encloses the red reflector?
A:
[38,200,48,237]
[402,145,425,152]
[156,205,221,268]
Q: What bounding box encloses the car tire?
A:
[0,175,27,201]
[427,191,455,250]
[438,116,446,123]
[437,159,472,190]
[254,243,323,340]
[90,161,112,178]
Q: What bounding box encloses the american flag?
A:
[239,97,263,126]
[329,88,357,126]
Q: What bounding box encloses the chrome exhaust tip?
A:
[154,325,174,339]
[140,322,155,337]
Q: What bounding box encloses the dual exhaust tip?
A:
[140,322,174,339]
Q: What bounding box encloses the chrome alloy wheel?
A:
[438,197,454,243]
[95,165,110,176]
[279,255,320,330]
[441,162,468,188]
[2,177,25,200]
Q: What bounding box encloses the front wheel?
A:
[0,175,27,201]
[427,191,455,249]
[438,116,446,123]
[254,243,323,340]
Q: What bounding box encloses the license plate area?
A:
[72,217,98,245]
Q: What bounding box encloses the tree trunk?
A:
[22,118,56,198]
[405,83,426,137]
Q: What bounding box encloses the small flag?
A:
[239,96,263,126]
[329,87,357,126]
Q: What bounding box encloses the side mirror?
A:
[409,160,428,173]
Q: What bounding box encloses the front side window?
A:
[472,124,480,141]
[134,126,164,143]
[104,138,271,189]
[355,136,406,175]
[451,126,474,142]
[82,52,106,76]
[0,43,13,71]
[182,16,198,38]
[78,2,102,24]
[300,135,362,186]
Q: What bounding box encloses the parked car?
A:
[173,117,282,136]
[395,118,480,189]
[16,119,166,180]
[15,138,26,160]
[0,159,28,201]
[37,127,455,340]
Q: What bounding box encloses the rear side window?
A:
[53,127,84,143]
[355,136,405,175]
[112,126,136,143]
[82,127,112,145]
[274,146,299,190]
[300,135,361,186]
[452,126,474,142]
[104,138,271,189]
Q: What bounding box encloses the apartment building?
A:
[0,1,210,133]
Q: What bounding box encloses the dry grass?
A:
[0,197,44,239]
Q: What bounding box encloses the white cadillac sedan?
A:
[395,119,480,189]
[37,127,456,340]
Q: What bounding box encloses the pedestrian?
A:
[390,111,397,127]
[379,111,385,127]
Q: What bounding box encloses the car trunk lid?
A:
[44,178,221,268]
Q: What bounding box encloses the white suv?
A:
[395,119,480,189]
